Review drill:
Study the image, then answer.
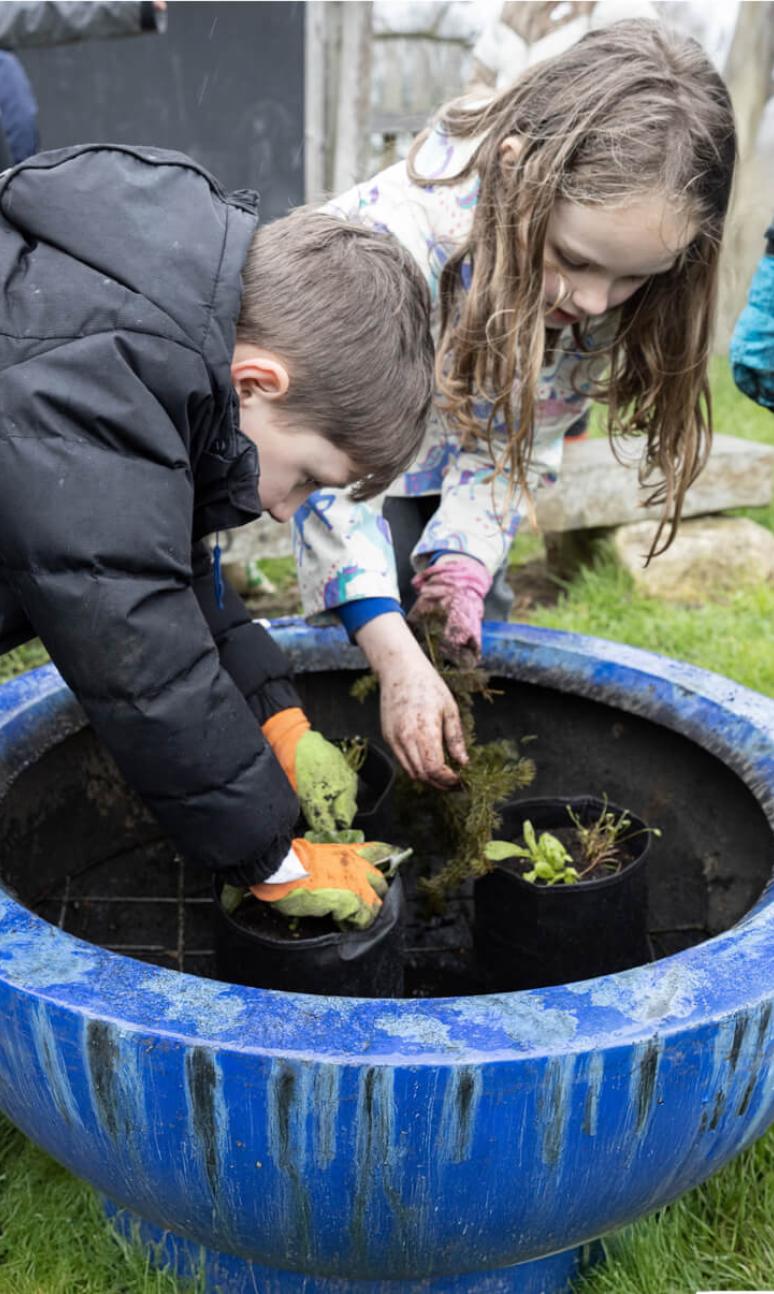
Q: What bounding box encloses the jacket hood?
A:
[0,142,258,380]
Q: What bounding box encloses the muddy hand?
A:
[409,556,492,664]
[355,613,468,788]
[379,646,467,788]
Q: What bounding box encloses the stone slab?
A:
[611,515,774,602]
[537,433,774,533]
[215,434,773,569]
[216,516,293,563]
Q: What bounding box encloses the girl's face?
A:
[543,196,696,328]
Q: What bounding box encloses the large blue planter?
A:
[0,620,772,1293]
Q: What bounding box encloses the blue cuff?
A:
[334,597,403,640]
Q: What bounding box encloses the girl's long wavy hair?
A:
[408,19,736,556]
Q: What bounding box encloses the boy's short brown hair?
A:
[237,210,434,501]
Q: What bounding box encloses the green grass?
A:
[0,1117,197,1293]
[528,553,774,695]
[588,354,774,446]
[578,1129,774,1294]
[0,356,772,1291]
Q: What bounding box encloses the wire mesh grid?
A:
[31,838,218,979]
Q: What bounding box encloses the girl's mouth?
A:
[547,306,581,327]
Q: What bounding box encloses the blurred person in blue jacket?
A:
[731,219,774,413]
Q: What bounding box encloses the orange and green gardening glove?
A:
[250,837,398,930]
[261,707,358,834]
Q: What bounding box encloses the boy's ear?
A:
[231,351,290,402]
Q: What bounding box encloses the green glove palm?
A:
[294,730,358,833]
[261,707,358,833]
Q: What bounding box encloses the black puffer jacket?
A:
[0,143,300,884]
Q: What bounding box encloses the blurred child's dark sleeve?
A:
[0,341,297,888]
[0,2,165,49]
[729,219,774,413]
[191,541,302,725]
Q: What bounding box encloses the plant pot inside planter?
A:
[474,796,653,992]
[348,740,396,839]
[213,740,404,997]
[213,873,405,997]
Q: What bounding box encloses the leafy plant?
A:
[485,822,580,885]
[484,799,662,887]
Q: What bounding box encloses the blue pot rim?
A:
[0,619,772,1066]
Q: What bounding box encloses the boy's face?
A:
[244,405,359,522]
[232,346,360,522]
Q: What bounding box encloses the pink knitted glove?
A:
[409,557,493,663]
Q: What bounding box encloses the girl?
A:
[293,18,736,789]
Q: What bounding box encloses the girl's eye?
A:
[558,250,589,271]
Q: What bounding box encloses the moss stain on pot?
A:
[185,1047,221,1198]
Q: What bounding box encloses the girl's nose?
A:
[571,277,611,319]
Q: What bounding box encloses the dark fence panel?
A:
[18,0,305,218]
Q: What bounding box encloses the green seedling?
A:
[566,799,661,878]
[486,822,580,885]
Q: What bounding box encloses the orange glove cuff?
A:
[261,707,311,789]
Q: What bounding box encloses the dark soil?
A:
[225,894,341,942]
[244,585,304,619]
[241,552,563,623]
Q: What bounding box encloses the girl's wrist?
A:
[355,612,422,676]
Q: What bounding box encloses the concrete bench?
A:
[537,433,774,578]
[536,433,774,532]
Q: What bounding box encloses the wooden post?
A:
[304,0,330,203]
[332,1,373,193]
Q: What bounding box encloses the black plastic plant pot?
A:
[351,741,396,840]
[474,796,653,992]
[213,875,405,998]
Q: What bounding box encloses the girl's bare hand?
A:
[355,613,467,788]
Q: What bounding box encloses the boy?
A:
[0,144,433,927]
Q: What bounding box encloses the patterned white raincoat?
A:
[293,122,610,618]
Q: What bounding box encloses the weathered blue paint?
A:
[0,621,772,1292]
